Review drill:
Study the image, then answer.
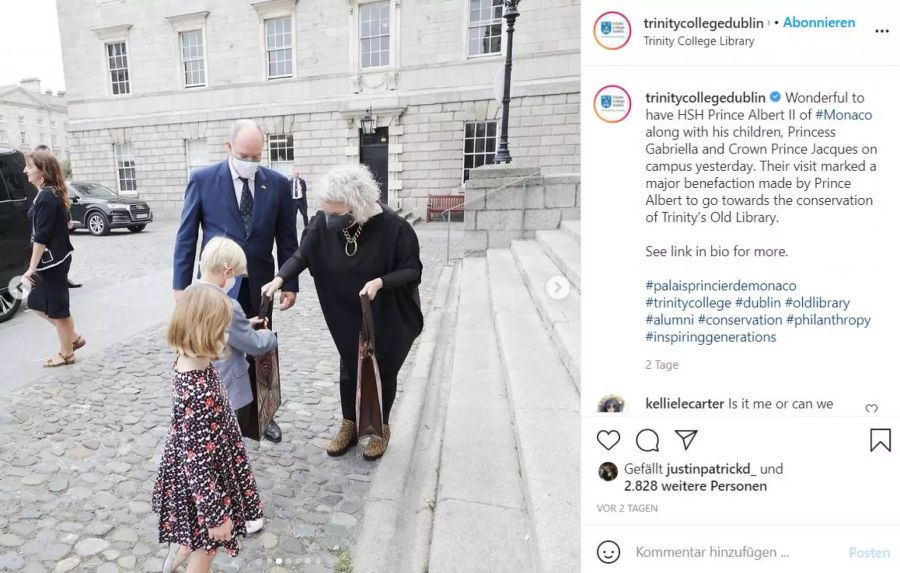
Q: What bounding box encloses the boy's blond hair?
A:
[166,286,232,359]
[200,236,248,277]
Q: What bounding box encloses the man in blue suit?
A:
[173,119,298,442]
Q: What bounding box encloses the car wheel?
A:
[0,290,22,324]
[87,212,110,236]
[127,225,146,233]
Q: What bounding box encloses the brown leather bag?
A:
[237,294,282,440]
[356,294,384,440]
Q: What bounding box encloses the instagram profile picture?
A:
[599,395,624,413]
[594,11,632,50]
[599,462,619,482]
[593,85,631,123]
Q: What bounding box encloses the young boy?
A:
[197,236,277,534]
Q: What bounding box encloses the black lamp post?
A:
[493,0,520,164]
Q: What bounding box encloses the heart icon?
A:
[866,404,879,414]
[596,430,621,451]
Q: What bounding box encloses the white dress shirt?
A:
[228,158,255,208]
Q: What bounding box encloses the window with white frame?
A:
[18,116,25,125]
[468,0,503,57]
[20,132,27,145]
[360,2,390,69]
[185,139,208,177]
[50,120,56,128]
[106,41,131,95]
[0,132,7,143]
[37,118,43,127]
[51,134,58,146]
[463,121,497,181]
[265,17,293,79]
[114,143,137,192]
[267,134,294,176]
[180,30,206,88]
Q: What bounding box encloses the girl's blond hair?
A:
[166,286,232,359]
[200,236,248,277]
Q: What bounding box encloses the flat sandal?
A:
[43,352,75,368]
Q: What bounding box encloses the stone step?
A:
[510,240,581,390]
[486,249,579,573]
[535,229,580,293]
[560,219,580,244]
[428,257,535,573]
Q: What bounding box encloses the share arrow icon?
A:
[675,430,698,451]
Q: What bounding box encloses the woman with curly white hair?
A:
[262,163,423,460]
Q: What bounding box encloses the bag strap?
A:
[360,293,375,348]
[258,293,273,320]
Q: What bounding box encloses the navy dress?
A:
[27,188,73,319]
[152,364,263,556]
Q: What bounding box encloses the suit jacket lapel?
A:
[217,160,248,239]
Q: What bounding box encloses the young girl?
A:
[153,286,264,573]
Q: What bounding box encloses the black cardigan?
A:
[29,188,74,271]
[277,207,424,371]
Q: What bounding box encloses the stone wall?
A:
[67,85,579,219]
[463,164,580,255]
[58,0,580,219]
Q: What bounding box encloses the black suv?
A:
[0,148,35,323]
[68,181,153,236]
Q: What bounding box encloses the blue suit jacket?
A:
[173,160,300,313]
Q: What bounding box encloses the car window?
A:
[71,182,117,199]
[0,155,28,200]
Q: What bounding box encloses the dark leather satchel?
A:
[356,294,384,440]
[237,294,282,440]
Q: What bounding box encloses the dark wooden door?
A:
[360,127,389,204]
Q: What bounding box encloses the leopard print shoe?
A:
[363,424,390,461]
[326,419,358,457]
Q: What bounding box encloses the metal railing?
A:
[437,169,541,265]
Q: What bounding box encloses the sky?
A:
[0,0,66,91]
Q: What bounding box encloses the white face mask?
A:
[223,276,236,294]
[232,156,259,180]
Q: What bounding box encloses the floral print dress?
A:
[152,363,263,556]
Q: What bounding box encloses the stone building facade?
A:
[0,79,68,159]
[58,0,579,218]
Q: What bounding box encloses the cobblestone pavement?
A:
[0,221,463,572]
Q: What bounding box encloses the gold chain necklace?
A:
[342,223,364,257]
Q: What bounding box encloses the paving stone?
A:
[110,527,138,543]
[21,475,47,486]
[74,537,109,556]
[0,551,25,571]
[0,534,23,547]
[86,522,114,536]
[0,225,454,571]
[331,513,357,528]
[52,557,80,573]
[22,562,47,573]
[260,532,279,550]
[48,478,68,493]
[42,544,70,561]
[9,522,36,537]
